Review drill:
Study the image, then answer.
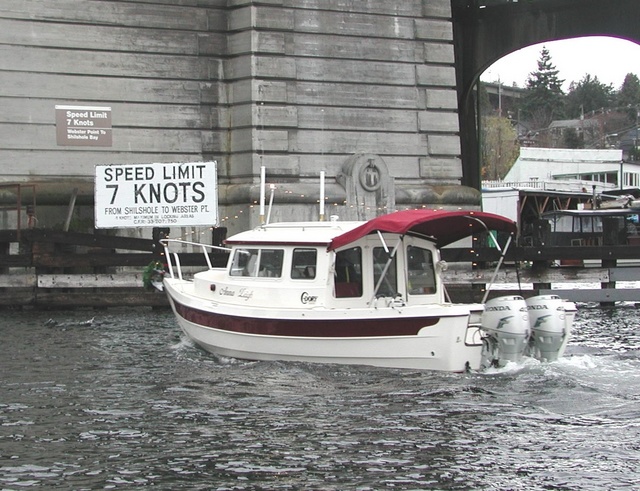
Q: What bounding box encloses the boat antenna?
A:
[319,170,326,221]
[266,184,276,225]
[259,165,266,225]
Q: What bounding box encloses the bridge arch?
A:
[452,0,640,189]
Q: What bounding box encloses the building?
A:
[0,0,473,238]
[500,147,636,189]
[482,147,640,246]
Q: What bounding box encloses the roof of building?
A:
[548,119,600,129]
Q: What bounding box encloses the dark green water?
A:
[1,306,639,490]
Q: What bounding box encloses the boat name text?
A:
[301,292,318,305]
[219,286,254,301]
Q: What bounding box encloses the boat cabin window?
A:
[406,245,436,295]
[229,248,284,278]
[334,247,362,298]
[291,248,317,280]
[373,247,397,297]
[553,215,603,234]
[291,249,318,280]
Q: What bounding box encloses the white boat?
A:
[162,209,576,371]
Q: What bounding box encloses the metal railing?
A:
[482,179,617,192]
[0,184,36,240]
[161,238,230,280]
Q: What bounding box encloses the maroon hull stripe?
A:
[173,300,441,338]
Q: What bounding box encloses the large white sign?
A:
[95,162,218,228]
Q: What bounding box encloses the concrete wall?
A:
[0,0,225,176]
[0,0,477,236]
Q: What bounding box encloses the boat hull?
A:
[165,279,483,371]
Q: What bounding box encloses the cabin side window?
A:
[291,248,317,280]
[229,248,284,277]
[230,248,258,276]
[555,216,572,232]
[372,246,397,297]
[334,247,362,298]
[406,245,436,295]
[259,249,284,277]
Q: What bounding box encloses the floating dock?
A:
[2,229,639,308]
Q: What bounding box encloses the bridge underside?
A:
[452,0,640,189]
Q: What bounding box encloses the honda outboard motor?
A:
[480,295,530,367]
[526,295,576,362]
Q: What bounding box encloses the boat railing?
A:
[160,238,231,281]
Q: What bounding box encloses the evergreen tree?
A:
[520,47,565,130]
[617,73,640,122]
[565,74,614,119]
[563,127,583,149]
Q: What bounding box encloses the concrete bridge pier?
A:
[219,0,481,232]
[1,0,485,238]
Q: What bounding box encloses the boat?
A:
[162,209,577,371]
[541,208,640,247]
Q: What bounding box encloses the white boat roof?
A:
[225,210,518,249]
[225,220,363,247]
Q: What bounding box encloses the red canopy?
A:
[328,209,517,250]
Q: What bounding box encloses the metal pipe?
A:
[481,233,513,304]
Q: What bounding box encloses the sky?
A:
[480,36,640,91]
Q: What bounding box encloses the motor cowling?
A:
[481,295,530,366]
[526,295,573,362]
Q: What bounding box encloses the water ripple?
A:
[1,308,640,489]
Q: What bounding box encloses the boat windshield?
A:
[406,245,436,295]
[229,248,284,277]
[373,246,397,297]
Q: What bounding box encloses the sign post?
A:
[95,162,218,228]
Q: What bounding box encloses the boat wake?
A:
[478,356,543,375]
[171,334,253,367]
[44,316,95,328]
[475,353,640,379]
[170,335,196,352]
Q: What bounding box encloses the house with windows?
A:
[500,147,640,188]
[614,125,640,162]
[482,147,640,246]
[548,118,601,148]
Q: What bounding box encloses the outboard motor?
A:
[480,295,530,367]
[526,295,575,362]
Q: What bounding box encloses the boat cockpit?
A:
[218,232,442,309]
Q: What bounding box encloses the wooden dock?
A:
[440,245,640,304]
[0,229,225,309]
[1,229,639,308]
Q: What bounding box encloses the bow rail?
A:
[160,238,231,281]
